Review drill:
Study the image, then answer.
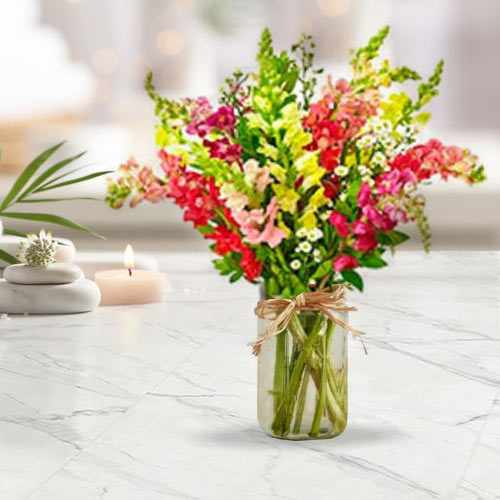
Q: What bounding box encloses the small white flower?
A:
[291,259,302,270]
[362,176,375,187]
[307,228,323,242]
[396,124,407,136]
[381,119,392,132]
[297,228,308,239]
[320,211,332,221]
[298,241,312,253]
[370,116,381,128]
[380,135,395,149]
[373,122,386,135]
[358,165,369,176]
[339,193,347,202]
[308,279,317,287]
[357,134,375,149]
[372,152,387,166]
[334,165,349,177]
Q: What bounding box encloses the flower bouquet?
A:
[107,26,485,439]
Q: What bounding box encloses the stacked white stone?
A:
[0,252,100,315]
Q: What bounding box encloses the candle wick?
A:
[128,268,133,277]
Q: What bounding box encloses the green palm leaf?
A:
[1,212,104,238]
[0,248,18,265]
[35,171,112,193]
[18,151,86,200]
[17,197,100,203]
[0,142,65,210]
[2,228,27,238]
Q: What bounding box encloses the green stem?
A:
[276,314,321,435]
[288,315,347,431]
[309,320,334,437]
[271,331,288,435]
[292,368,310,434]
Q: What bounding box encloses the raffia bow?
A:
[252,286,365,356]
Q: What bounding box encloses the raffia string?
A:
[252,286,366,356]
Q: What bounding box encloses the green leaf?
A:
[18,151,86,200]
[197,225,214,235]
[0,212,103,238]
[229,270,243,283]
[0,142,65,210]
[35,171,113,193]
[16,197,99,203]
[378,230,410,247]
[264,277,280,298]
[311,261,332,280]
[341,269,364,292]
[2,228,27,238]
[360,254,387,268]
[34,166,83,191]
[347,177,361,205]
[0,248,18,265]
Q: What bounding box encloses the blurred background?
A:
[1,0,498,253]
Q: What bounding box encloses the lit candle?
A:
[95,245,167,305]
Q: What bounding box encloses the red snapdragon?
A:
[333,254,359,272]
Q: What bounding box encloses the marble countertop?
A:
[0,251,499,500]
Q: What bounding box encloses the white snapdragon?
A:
[403,182,417,194]
[219,183,249,211]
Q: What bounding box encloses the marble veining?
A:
[0,251,498,500]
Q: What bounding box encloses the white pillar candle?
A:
[94,245,167,305]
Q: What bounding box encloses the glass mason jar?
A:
[257,306,348,440]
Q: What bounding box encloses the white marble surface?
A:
[0,251,498,500]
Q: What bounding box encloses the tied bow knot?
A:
[252,286,365,356]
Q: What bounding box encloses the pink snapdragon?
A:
[243,159,271,192]
[186,97,213,136]
[186,102,236,137]
[203,138,242,164]
[329,211,350,238]
[234,197,285,248]
[206,106,236,134]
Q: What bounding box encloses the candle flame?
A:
[124,244,135,271]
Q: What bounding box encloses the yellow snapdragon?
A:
[295,152,326,191]
[273,184,300,214]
